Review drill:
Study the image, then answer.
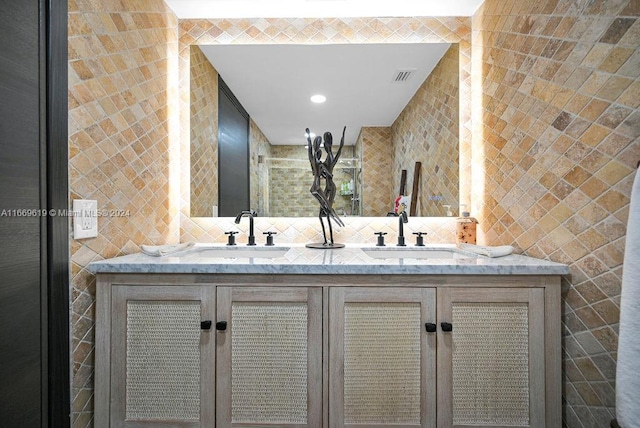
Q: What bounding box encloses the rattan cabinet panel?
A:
[108,284,215,427]
[329,287,437,428]
[437,287,546,428]
[216,286,323,428]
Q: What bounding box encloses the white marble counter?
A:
[88,243,569,276]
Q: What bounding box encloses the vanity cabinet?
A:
[436,287,547,427]
[95,274,561,428]
[328,286,550,428]
[329,287,437,427]
[99,283,216,427]
[215,286,323,428]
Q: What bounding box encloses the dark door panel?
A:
[218,77,250,217]
[0,0,42,424]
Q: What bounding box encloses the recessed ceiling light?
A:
[310,94,326,104]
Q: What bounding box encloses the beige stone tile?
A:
[596,189,630,212]
[573,305,606,333]
[596,75,634,101]
[594,160,632,185]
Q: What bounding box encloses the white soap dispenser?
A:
[443,204,453,217]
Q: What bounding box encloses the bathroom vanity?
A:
[89,244,569,428]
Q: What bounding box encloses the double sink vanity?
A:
[89,242,569,427]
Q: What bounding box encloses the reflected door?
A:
[218,77,250,217]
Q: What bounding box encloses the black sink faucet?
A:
[235,210,257,246]
[387,211,408,246]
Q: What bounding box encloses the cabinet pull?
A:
[216,321,228,331]
[441,322,453,332]
[425,323,437,333]
[200,320,212,330]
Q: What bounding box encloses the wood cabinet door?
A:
[110,285,215,427]
[329,287,437,428]
[437,287,545,428]
[216,286,323,428]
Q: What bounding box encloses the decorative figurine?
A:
[306,126,346,249]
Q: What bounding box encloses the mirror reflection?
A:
[190,43,460,217]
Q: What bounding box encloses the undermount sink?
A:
[362,247,478,259]
[189,246,290,259]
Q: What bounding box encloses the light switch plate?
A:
[73,199,98,239]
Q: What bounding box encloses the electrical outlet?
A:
[73,199,98,239]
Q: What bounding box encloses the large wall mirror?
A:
[189,43,460,218]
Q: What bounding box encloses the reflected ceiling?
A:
[199,43,451,146]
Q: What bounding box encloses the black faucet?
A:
[235,210,257,246]
[387,211,408,246]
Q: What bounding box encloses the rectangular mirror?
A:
[190,43,460,217]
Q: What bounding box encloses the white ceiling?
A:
[165,0,485,19]
[200,43,451,146]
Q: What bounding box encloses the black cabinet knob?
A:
[441,322,453,332]
[425,323,437,333]
[215,321,228,331]
[200,320,212,330]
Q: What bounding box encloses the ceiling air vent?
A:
[392,69,416,83]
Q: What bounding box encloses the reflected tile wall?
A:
[189,45,218,217]
[360,127,394,216]
[250,119,272,216]
[392,44,461,217]
[473,1,638,426]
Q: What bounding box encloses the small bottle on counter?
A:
[456,205,478,244]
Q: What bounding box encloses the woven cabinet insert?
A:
[231,302,308,424]
[125,301,201,421]
[344,302,421,424]
[452,302,530,426]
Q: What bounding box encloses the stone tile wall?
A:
[189,45,218,217]
[265,145,357,217]
[473,1,639,426]
[250,119,273,216]
[392,44,461,217]
[267,145,318,217]
[68,0,179,426]
[360,127,394,216]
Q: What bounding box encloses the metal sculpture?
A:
[306,126,346,249]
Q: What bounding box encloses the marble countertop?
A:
[87,243,570,275]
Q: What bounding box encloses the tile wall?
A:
[359,127,394,216]
[266,145,357,217]
[250,118,272,216]
[473,0,638,425]
[392,44,461,217]
[68,0,179,426]
[189,45,218,217]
